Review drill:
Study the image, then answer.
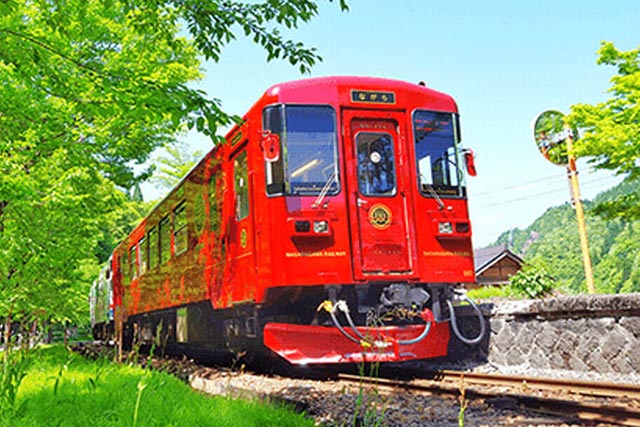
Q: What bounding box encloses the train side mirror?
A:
[260,130,281,162]
[463,149,477,177]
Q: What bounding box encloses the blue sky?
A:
[178,0,639,248]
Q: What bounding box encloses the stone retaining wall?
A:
[461,293,640,375]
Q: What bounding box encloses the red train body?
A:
[95,76,482,365]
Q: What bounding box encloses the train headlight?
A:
[313,220,329,234]
[294,221,311,233]
[438,222,453,234]
[456,222,470,233]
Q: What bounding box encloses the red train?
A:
[90,76,485,365]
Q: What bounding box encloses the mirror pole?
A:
[565,133,596,294]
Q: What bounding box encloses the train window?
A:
[148,226,159,269]
[120,253,128,285]
[356,132,396,196]
[129,245,138,280]
[263,105,338,196]
[194,192,205,234]
[413,111,465,197]
[235,151,249,220]
[159,215,172,264]
[263,106,285,195]
[208,174,220,230]
[174,202,188,255]
[139,236,147,275]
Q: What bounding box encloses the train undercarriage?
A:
[98,282,485,366]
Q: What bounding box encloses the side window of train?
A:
[194,191,206,235]
[129,245,137,280]
[139,236,147,275]
[263,106,285,195]
[148,226,159,270]
[174,201,187,255]
[235,151,249,220]
[159,215,172,264]
[208,173,219,231]
[121,253,129,285]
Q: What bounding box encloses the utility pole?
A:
[565,134,596,294]
[533,110,596,294]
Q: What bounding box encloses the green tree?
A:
[0,0,347,332]
[0,0,202,328]
[568,42,640,221]
[593,222,640,294]
[151,142,203,191]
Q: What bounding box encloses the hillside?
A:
[491,178,639,294]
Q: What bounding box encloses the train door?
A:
[343,110,417,279]
[229,144,256,302]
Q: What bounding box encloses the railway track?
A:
[75,343,640,426]
[339,370,640,426]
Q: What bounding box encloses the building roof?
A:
[474,243,524,276]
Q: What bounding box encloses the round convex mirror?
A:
[533,110,571,166]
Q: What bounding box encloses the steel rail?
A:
[338,372,640,427]
[419,369,640,400]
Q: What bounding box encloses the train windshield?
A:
[413,110,465,197]
[264,105,339,196]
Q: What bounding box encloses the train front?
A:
[255,77,484,365]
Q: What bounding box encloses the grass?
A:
[1,345,315,427]
[467,283,568,301]
[466,285,513,300]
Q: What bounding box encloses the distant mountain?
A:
[490,178,639,294]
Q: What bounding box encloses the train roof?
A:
[220,75,458,147]
[254,76,458,111]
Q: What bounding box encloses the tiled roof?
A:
[474,244,524,275]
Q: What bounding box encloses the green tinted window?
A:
[194,193,205,234]
[159,215,172,264]
[129,245,137,280]
[139,236,147,275]
[208,174,219,231]
[174,202,187,255]
[148,226,159,269]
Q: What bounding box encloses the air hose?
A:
[320,300,433,348]
[445,293,486,345]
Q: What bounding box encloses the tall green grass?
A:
[1,346,314,427]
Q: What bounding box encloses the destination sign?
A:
[351,90,396,105]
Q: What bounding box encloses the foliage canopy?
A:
[0,0,347,326]
[569,42,640,221]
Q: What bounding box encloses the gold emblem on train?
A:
[368,204,392,230]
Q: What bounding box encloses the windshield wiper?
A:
[420,173,446,210]
[312,171,336,208]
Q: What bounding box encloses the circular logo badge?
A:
[368,204,392,230]
[240,229,248,248]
